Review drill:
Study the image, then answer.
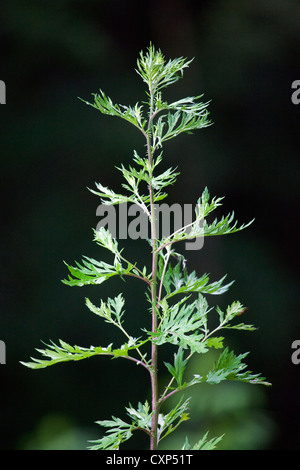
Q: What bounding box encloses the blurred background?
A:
[1,0,299,450]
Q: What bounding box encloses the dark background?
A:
[1,0,299,450]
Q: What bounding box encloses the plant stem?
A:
[157,248,171,305]
[147,88,159,450]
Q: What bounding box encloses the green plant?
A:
[21,44,270,450]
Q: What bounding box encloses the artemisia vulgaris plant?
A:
[22,45,271,450]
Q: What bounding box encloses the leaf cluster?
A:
[89,397,191,450]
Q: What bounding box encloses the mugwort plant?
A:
[22,45,270,450]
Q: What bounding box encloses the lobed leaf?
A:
[158,261,234,300]
[164,348,188,388]
[80,91,146,131]
[62,255,135,288]
[89,416,133,450]
[85,293,125,326]
[149,295,210,354]
[153,106,211,145]
[20,339,143,370]
[204,347,271,386]
[182,432,224,450]
[89,401,152,450]
[157,397,191,443]
[136,43,193,95]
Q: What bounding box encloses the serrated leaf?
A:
[62,253,136,288]
[136,44,193,94]
[155,188,254,251]
[206,336,224,349]
[149,295,210,354]
[216,302,256,331]
[85,293,125,327]
[205,347,271,386]
[158,261,233,301]
[89,400,152,450]
[125,401,152,429]
[80,90,146,131]
[164,348,188,387]
[20,339,144,370]
[157,397,191,443]
[182,432,224,450]
[89,416,133,450]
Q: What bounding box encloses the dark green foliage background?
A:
[1,0,299,450]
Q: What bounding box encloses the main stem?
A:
[147,89,159,450]
[150,202,159,450]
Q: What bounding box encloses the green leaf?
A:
[117,161,149,190]
[205,347,271,386]
[136,44,193,95]
[20,339,142,370]
[149,295,210,354]
[159,261,234,300]
[203,212,254,237]
[155,187,254,250]
[182,432,224,450]
[125,401,152,430]
[85,293,125,326]
[88,181,133,206]
[80,90,146,131]
[92,227,120,255]
[151,165,180,190]
[62,256,116,287]
[89,416,133,450]
[164,348,188,387]
[216,302,256,331]
[157,397,191,443]
[153,105,211,145]
[62,253,135,288]
[89,401,152,450]
[206,336,224,349]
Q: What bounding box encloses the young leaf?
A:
[136,44,193,95]
[155,188,254,251]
